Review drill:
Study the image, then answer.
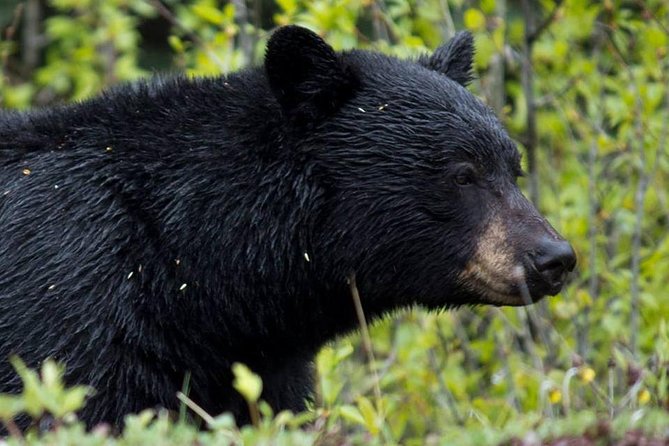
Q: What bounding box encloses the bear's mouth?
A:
[458,260,538,306]
[455,213,574,306]
[456,217,537,306]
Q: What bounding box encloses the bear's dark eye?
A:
[454,165,476,186]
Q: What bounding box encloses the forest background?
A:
[1,0,669,444]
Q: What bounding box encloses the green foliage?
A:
[0,358,91,436]
[10,357,91,419]
[2,0,669,444]
[1,0,151,107]
[2,360,669,445]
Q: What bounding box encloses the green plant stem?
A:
[348,274,385,426]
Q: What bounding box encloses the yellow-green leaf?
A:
[464,9,486,32]
[232,363,263,404]
[192,4,227,25]
[356,396,380,435]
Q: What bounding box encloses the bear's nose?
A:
[531,237,576,292]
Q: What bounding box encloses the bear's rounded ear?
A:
[420,31,475,86]
[265,26,356,124]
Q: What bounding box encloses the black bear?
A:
[0,26,575,428]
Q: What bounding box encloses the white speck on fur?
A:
[127,271,133,279]
[357,107,366,113]
[304,252,310,262]
[180,283,187,291]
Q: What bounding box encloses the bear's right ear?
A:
[419,31,475,86]
[265,26,356,124]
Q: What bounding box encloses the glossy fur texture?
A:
[0,26,573,428]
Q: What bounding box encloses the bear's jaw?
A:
[456,217,538,306]
[458,263,531,306]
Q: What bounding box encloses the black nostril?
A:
[533,238,577,276]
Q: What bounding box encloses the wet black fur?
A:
[0,27,526,427]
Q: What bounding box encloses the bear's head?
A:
[265,26,576,308]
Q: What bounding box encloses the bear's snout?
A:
[526,237,576,296]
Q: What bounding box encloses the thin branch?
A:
[636,0,669,35]
[443,314,477,370]
[367,2,398,45]
[528,0,564,44]
[487,0,506,115]
[348,274,384,421]
[583,125,599,360]
[231,0,253,64]
[521,0,539,205]
[657,56,669,224]
[176,392,216,426]
[629,80,648,359]
[437,0,456,39]
[581,31,605,361]
[518,0,563,208]
[148,0,226,71]
[1,2,24,72]
[428,348,464,425]
[598,23,651,358]
[495,331,521,411]
[535,77,577,107]
[21,0,41,72]
[370,0,390,43]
